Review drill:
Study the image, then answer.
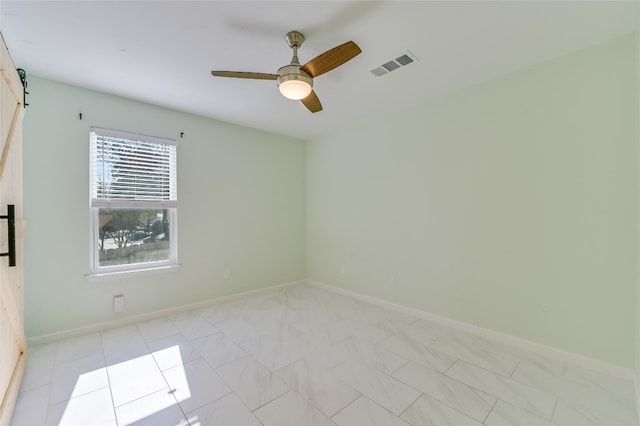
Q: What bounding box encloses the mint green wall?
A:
[306,35,637,367]
[23,77,305,337]
[636,28,640,380]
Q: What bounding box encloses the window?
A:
[89,127,178,276]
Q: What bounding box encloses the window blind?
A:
[90,128,177,208]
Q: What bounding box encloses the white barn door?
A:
[0,33,26,426]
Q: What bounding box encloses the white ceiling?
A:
[0,1,638,140]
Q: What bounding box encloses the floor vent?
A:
[370,51,418,77]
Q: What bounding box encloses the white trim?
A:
[27,280,305,346]
[90,126,177,147]
[307,280,636,381]
[86,263,181,282]
[169,209,178,265]
[91,200,178,209]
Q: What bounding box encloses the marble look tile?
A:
[215,356,289,410]
[485,400,556,426]
[253,391,336,426]
[563,363,635,403]
[237,294,284,314]
[299,299,337,314]
[349,323,393,344]
[191,332,247,369]
[55,333,103,365]
[515,358,566,383]
[512,360,637,425]
[214,317,262,343]
[393,361,495,422]
[303,298,333,314]
[378,334,457,372]
[431,335,519,377]
[147,333,201,371]
[475,338,565,377]
[101,326,150,366]
[511,359,567,392]
[162,358,231,414]
[238,334,306,372]
[115,388,187,426]
[171,311,219,340]
[27,340,58,357]
[553,400,602,426]
[275,359,360,417]
[329,360,420,416]
[107,354,168,407]
[401,394,483,426]
[295,319,354,346]
[186,393,261,426]
[45,386,116,426]
[511,360,571,397]
[332,396,410,426]
[250,317,304,341]
[249,304,304,325]
[20,351,56,391]
[336,301,389,326]
[196,304,238,325]
[340,337,409,374]
[299,340,353,372]
[49,354,109,405]
[446,361,556,420]
[10,385,50,426]
[553,396,637,425]
[137,318,180,342]
[376,318,442,344]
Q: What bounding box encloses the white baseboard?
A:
[27,280,305,347]
[307,280,636,381]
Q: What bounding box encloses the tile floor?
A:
[10,284,639,426]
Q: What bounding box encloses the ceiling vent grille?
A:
[370,51,418,77]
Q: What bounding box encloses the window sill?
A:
[87,264,181,282]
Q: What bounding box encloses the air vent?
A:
[395,54,414,66]
[382,60,400,72]
[370,51,418,77]
[370,67,388,77]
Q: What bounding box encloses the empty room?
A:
[1,1,639,425]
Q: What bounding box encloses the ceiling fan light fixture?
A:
[279,78,312,100]
[277,66,313,100]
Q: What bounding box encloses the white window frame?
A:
[89,127,178,278]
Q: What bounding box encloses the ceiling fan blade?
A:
[211,71,278,80]
[301,41,361,78]
[301,90,323,113]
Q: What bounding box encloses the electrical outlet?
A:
[339,265,345,274]
[224,269,231,280]
[390,274,397,286]
[113,295,125,313]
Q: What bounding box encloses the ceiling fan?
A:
[211,31,361,113]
